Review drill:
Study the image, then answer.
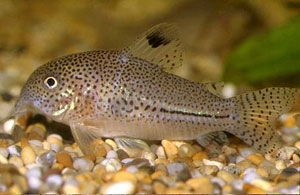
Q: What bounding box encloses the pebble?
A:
[161,140,178,158]
[21,146,36,165]
[112,171,137,183]
[251,178,273,191]
[101,158,122,172]
[203,159,224,170]
[27,176,42,190]
[0,147,8,158]
[156,145,166,159]
[240,147,256,158]
[153,181,166,194]
[8,156,24,168]
[36,150,56,166]
[0,153,8,163]
[294,141,300,150]
[73,158,94,172]
[223,165,241,175]
[292,153,300,163]
[243,168,261,183]
[101,181,136,194]
[62,184,80,194]
[199,165,218,175]
[247,153,264,165]
[106,150,118,159]
[192,152,208,161]
[46,174,63,189]
[56,152,73,168]
[167,162,191,181]
[7,145,21,156]
[275,160,286,170]
[105,139,117,150]
[186,177,214,194]
[126,165,138,173]
[217,170,236,183]
[3,119,15,134]
[178,143,197,158]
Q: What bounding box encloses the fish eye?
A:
[44,76,58,89]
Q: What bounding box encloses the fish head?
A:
[15,55,79,123]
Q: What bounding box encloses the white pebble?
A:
[3,119,15,134]
[106,150,118,159]
[0,148,8,158]
[232,179,245,191]
[0,153,8,164]
[26,167,42,179]
[7,145,21,156]
[46,174,63,188]
[203,159,224,170]
[27,177,42,190]
[103,181,135,194]
[101,158,122,172]
[275,160,286,170]
[222,83,236,98]
[73,158,94,172]
[243,169,261,183]
[121,158,134,164]
[47,134,63,142]
[50,143,62,153]
[235,156,245,163]
[240,148,256,158]
[126,165,138,173]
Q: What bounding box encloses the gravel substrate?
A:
[0,112,299,194]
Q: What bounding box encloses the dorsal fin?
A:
[205,82,225,97]
[121,23,185,70]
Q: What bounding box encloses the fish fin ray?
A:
[229,88,300,157]
[70,122,102,155]
[205,82,225,97]
[121,23,185,70]
[196,131,229,148]
[115,137,150,157]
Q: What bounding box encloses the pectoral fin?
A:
[115,137,150,157]
[70,122,102,155]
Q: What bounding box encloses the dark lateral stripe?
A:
[159,108,229,119]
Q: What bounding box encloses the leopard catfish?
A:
[15,23,300,158]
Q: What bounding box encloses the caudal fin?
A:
[229,88,300,157]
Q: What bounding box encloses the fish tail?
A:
[228,88,300,157]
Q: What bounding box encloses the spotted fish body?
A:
[15,24,300,158]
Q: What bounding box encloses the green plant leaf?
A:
[224,17,300,87]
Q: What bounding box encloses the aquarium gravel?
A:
[0,101,299,194]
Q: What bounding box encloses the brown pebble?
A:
[83,154,96,162]
[162,140,178,158]
[192,152,208,161]
[56,152,73,168]
[151,170,167,180]
[187,177,214,194]
[153,181,166,194]
[21,146,36,165]
[112,171,137,183]
[20,137,30,148]
[247,153,264,165]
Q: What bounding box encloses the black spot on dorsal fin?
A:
[121,23,185,70]
[146,31,171,48]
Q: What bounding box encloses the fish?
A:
[15,23,300,158]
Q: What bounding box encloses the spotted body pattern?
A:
[15,23,300,157]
